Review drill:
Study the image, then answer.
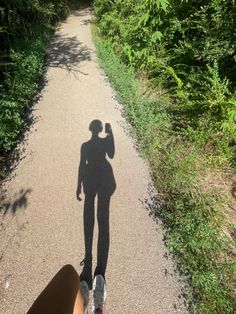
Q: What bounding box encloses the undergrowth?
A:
[92,29,236,313]
[0,0,90,155]
[93,0,236,167]
[0,37,47,152]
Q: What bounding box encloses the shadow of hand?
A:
[76,186,82,201]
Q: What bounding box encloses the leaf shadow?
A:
[46,34,91,77]
[0,188,32,216]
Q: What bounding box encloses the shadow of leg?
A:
[80,194,95,289]
[95,193,110,278]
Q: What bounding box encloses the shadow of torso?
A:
[82,137,116,196]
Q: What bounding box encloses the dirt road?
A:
[0,8,186,313]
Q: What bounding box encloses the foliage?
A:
[94,0,236,151]
[93,11,236,313]
[0,38,46,151]
[0,0,84,154]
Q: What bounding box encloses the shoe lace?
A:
[80,258,85,266]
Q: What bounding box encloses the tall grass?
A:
[93,29,236,313]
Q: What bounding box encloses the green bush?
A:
[0,0,83,154]
[93,0,236,311]
[93,31,236,313]
[94,0,236,157]
[0,38,45,151]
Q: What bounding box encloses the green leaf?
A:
[151,31,163,43]
[157,0,169,12]
[139,13,149,26]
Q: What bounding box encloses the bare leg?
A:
[73,290,85,314]
[28,265,84,314]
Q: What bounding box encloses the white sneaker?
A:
[80,280,89,314]
[92,275,107,313]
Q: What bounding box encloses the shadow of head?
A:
[89,119,103,135]
[0,188,32,215]
[46,35,91,75]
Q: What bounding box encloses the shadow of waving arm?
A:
[105,124,115,159]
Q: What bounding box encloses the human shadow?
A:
[76,120,116,289]
[46,34,91,76]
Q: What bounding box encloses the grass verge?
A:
[92,27,236,313]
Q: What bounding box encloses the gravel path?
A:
[0,8,187,314]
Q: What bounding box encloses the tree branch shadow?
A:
[74,6,93,17]
[0,188,32,216]
[46,34,91,77]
